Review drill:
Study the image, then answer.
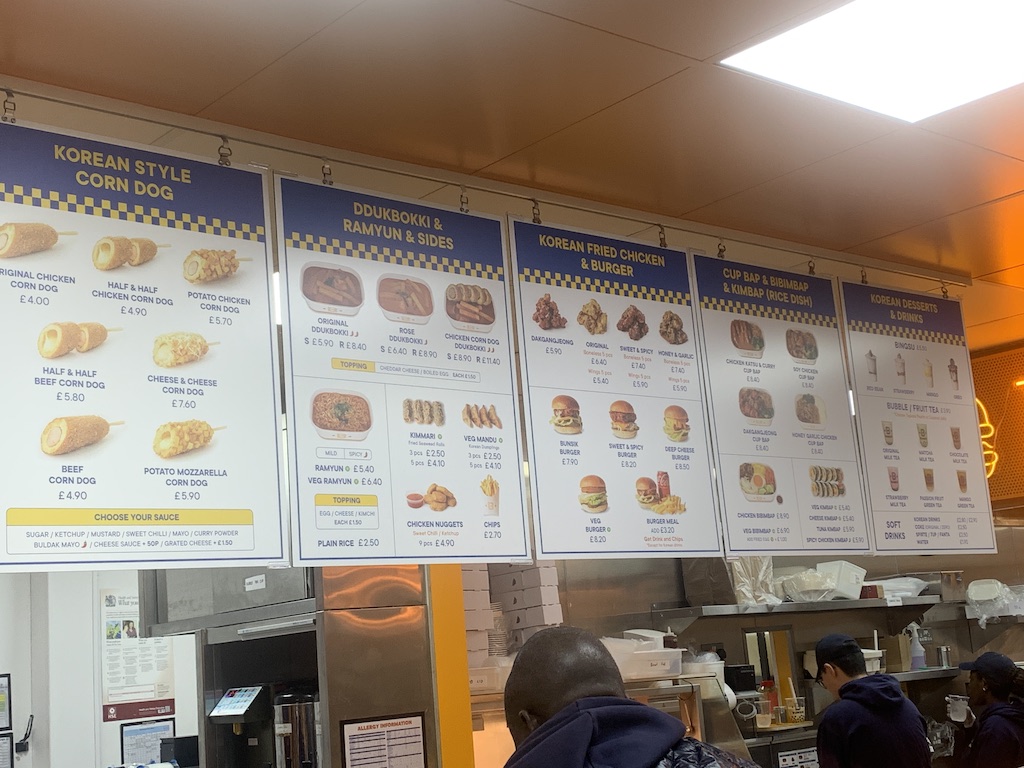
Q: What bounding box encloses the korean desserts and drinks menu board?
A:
[511,220,722,559]
[0,122,285,569]
[692,256,869,555]
[840,282,995,553]
[278,178,529,564]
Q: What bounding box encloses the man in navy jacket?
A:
[502,626,757,768]
[814,633,931,768]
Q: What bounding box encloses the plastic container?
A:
[909,624,926,671]
[816,560,867,600]
[863,649,883,673]
[620,648,682,680]
[757,678,779,710]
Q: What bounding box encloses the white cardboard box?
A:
[490,566,558,594]
[467,649,489,668]
[466,629,489,652]
[508,603,563,629]
[510,625,548,648]
[499,586,559,612]
[488,560,555,574]
[464,608,495,631]
[461,568,490,592]
[463,589,492,612]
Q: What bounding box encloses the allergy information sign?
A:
[692,256,870,555]
[278,178,529,564]
[840,282,995,553]
[511,220,722,559]
[0,121,285,569]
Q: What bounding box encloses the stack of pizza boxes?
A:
[488,562,563,650]
[461,564,494,669]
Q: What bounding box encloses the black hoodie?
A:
[958,700,1024,768]
[816,673,930,768]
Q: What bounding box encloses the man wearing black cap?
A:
[952,651,1024,768]
[813,632,930,768]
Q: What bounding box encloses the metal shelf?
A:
[890,668,961,683]
[646,596,941,633]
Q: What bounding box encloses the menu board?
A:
[692,256,869,555]
[511,220,722,559]
[278,178,529,564]
[840,282,995,553]
[0,122,284,569]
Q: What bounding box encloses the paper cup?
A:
[484,489,499,516]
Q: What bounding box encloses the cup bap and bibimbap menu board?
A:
[511,221,722,559]
[277,179,530,565]
[692,256,871,555]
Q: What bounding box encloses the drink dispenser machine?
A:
[209,685,275,768]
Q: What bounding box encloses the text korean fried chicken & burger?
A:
[550,394,582,434]
[578,475,608,513]
[609,400,638,439]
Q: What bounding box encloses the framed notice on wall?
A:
[0,673,10,732]
[0,733,12,768]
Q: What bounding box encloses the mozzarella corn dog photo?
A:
[37,322,83,358]
[40,415,122,455]
[153,420,221,458]
[183,249,239,283]
[0,222,73,258]
[152,332,214,368]
[92,236,133,270]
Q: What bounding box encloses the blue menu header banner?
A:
[841,282,966,345]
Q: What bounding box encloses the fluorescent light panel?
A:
[721,0,1024,122]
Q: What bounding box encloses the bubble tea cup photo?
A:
[957,470,968,493]
[888,466,900,492]
[923,468,935,492]
[951,426,961,450]
[882,420,894,446]
[917,423,928,448]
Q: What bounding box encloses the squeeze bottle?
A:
[909,623,926,670]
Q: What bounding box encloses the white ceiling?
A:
[3,0,1023,351]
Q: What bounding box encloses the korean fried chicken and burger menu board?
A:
[278,179,529,565]
[511,220,721,559]
[840,282,994,554]
[0,122,285,569]
[692,255,869,556]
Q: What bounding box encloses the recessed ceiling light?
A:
[721,0,1024,122]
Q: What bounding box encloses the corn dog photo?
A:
[0,222,75,259]
[37,322,121,358]
[152,332,217,368]
[183,249,246,283]
[153,420,225,458]
[40,415,123,455]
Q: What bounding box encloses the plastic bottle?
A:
[757,677,779,710]
[908,623,926,670]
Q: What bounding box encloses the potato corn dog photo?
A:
[182,249,241,283]
[92,235,133,270]
[153,420,223,458]
[152,332,215,368]
[0,222,75,259]
[40,415,122,455]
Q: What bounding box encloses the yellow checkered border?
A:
[519,267,687,304]
[849,319,965,346]
[0,183,265,241]
[287,233,503,279]
[701,296,836,327]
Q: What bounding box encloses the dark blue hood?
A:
[504,696,687,768]
[837,673,908,711]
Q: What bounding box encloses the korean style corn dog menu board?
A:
[510,220,722,559]
[277,178,529,564]
[692,256,869,555]
[0,122,285,569]
[840,282,995,553]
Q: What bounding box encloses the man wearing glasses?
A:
[814,633,930,768]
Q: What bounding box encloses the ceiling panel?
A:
[507,0,835,60]
[483,65,899,216]
[920,82,1024,162]
[197,0,689,173]
[0,0,360,115]
[686,126,1024,262]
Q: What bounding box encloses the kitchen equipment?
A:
[725,663,756,692]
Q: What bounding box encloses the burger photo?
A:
[550,394,583,434]
[662,404,690,442]
[578,475,608,513]
[609,399,639,439]
[635,476,660,509]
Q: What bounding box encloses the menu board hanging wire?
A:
[839,281,995,554]
[0,120,286,570]
[690,255,871,556]
[277,177,530,565]
[510,218,723,559]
